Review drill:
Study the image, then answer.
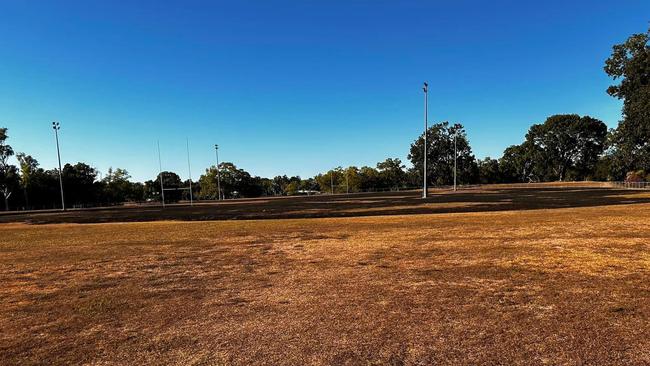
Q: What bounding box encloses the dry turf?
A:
[1,187,650,365]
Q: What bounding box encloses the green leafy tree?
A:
[477,157,501,184]
[271,175,289,195]
[269,175,302,195]
[0,128,19,210]
[605,27,650,176]
[198,166,220,200]
[103,168,139,204]
[198,162,263,199]
[154,171,183,202]
[62,163,99,207]
[591,155,615,181]
[16,153,38,208]
[526,114,607,181]
[299,178,319,193]
[376,158,406,190]
[181,178,197,202]
[220,162,257,198]
[19,168,58,209]
[499,115,607,182]
[315,167,345,194]
[499,142,537,183]
[143,180,160,201]
[342,166,361,193]
[357,166,380,191]
[285,180,301,195]
[129,182,145,202]
[408,122,478,186]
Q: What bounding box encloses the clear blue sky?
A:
[1,1,648,182]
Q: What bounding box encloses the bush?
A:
[625,170,647,182]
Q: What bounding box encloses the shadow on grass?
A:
[1,187,649,224]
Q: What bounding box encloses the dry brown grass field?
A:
[1,185,650,365]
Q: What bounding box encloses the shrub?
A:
[625,170,647,182]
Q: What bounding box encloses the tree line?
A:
[1,27,648,210]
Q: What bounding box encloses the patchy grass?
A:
[1,188,649,365]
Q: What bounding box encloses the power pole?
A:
[330,171,334,194]
[52,122,65,211]
[423,82,428,198]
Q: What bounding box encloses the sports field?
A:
[1,185,650,365]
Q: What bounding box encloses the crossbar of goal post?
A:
[159,184,193,205]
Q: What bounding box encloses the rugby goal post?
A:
[156,139,195,208]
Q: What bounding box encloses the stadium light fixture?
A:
[51,121,65,211]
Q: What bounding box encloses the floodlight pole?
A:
[186,138,193,206]
[52,122,65,211]
[330,171,334,194]
[157,140,165,208]
[423,82,428,198]
[454,130,457,192]
[214,144,222,200]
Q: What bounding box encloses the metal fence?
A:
[608,181,650,190]
[344,181,650,193]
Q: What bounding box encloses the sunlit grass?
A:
[1,192,649,365]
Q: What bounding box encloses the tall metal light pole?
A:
[422,82,428,198]
[52,122,65,211]
[214,144,222,200]
[454,129,457,192]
